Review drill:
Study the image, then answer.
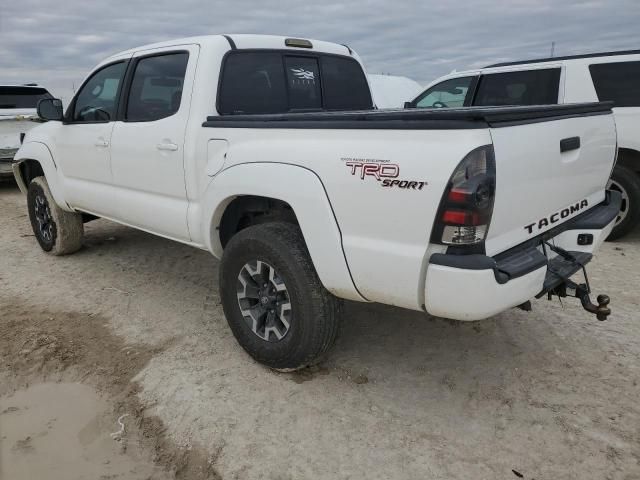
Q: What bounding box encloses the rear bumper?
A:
[0,153,17,176]
[424,191,620,320]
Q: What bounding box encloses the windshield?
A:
[0,86,53,109]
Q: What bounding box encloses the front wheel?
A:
[606,165,640,240]
[27,176,84,255]
[219,222,342,370]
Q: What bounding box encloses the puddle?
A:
[0,382,168,480]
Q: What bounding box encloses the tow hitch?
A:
[548,281,611,321]
[541,241,612,321]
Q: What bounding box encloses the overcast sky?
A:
[1,0,639,102]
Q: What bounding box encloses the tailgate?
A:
[484,105,617,256]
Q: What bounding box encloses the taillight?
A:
[431,145,496,246]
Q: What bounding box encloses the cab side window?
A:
[126,52,189,122]
[73,62,126,122]
[589,61,640,107]
[415,77,475,108]
[473,68,561,106]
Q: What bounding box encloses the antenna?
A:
[550,41,556,58]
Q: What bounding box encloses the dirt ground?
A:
[1,180,639,480]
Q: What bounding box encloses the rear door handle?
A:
[157,142,178,151]
[95,139,109,148]
[560,136,580,153]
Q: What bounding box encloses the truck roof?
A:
[418,48,640,90]
[0,84,44,89]
[107,34,352,60]
[485,48,640,68]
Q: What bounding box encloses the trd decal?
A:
[345,161,399,180]
[525,199,589,234]
[342,158,427,190]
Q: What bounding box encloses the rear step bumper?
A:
[424,191,620,320]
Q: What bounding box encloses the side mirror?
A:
[37,98,64,121]
[404,101,414,109]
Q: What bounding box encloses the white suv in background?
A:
[408,50,640,239]
[0,85,52,178]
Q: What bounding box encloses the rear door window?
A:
[218,51,372,114]
[414,76,475,108]
[0,87,52,109]
[589,61,640,107]
[473,68,561,106]
[126,52,189,122]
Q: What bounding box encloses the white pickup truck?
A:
[14,35,621,370]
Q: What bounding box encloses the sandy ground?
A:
[1,180,639,480]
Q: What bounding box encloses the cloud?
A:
[1,0,638,102]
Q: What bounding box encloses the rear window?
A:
[218,51,372,115]
[473,68,561,106]
[589,61,640,107]
[284,56,322,111]
[0,86,52,109]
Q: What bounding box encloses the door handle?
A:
[157,142,178,151]
[95,139,109,148]
[560,136,580,153]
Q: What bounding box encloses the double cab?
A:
[14,35,620,369]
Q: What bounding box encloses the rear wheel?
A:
[606,165,640,240]
[219,222,341,370]
[27,176,83,255]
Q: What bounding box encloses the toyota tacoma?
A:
[13,35,620,369]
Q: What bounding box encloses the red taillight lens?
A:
[442,209,482,226]
[432,145,496,246]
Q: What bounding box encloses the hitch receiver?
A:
[542,241,611,321]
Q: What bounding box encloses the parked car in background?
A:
[13,35,619,369]
[0,85,52,179]
[367,74,423,109]
[407,49,640,239]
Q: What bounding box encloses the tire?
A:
[27,176,84,255]
[219,222,341,370]
[606,165,640,241]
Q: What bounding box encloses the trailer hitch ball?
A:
[595,295,611,321]
[576,285,611,321]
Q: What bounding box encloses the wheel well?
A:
[617,148,640,175]
[219,196,299,248]
[18,159,45,185]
